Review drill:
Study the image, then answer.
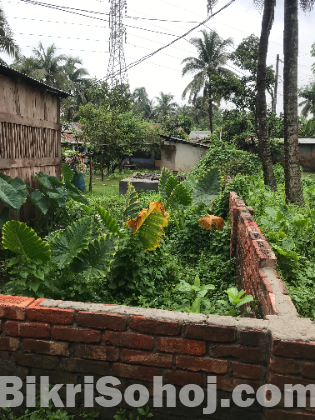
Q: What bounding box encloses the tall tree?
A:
[181,30,233,133]
[283,0,314,205]
[299,82,315,117]
[0,5,19,63]
[131,87,154,119]
[154,92,178,119]
[12,43,67,89]
[256,0,277,190]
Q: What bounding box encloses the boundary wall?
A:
[0,192,315,419]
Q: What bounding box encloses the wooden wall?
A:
[0,73,62,188]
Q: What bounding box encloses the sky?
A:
[1,0,315,114]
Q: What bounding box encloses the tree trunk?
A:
[208,83,213,133]
[283,0,304,205]
[100,154,104,181]
[256,0,277,191]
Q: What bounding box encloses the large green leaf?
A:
[192,168,221,205]
[70,234,119,280]
[124,182,140,220]
[0,178,26,211]
[67,190,89,205]
[0,207,10,229]
[97,206,121,236]
[182,174,197,194]
[2,221,51,261]
[50,217,93,268]
[30,190,49,215]
[61,163,74,183]
[126,202,169,251]
[45,190,66,208]
[0,173,12,183]
[164,176,180,198]
[165,183,192,209]
[159,167,171,199]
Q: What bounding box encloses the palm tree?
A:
[256,0,277,190]
[0,5,19,63]
[299,83,315,118]
[12,43,67,89]
[283,0,314,205]
[181,29,233,133]
[131,87,154,119]
[154,92,178,119]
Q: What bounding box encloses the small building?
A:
[0,64,68,187]
[298,138,315,171]
[189,131,211,142]
[160,135,209,172]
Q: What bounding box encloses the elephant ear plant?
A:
[158,167,221,231]
[1,181,170,297]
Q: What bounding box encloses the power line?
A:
[24,45,109,53]
[19,0,109,15]
[105,0,236,81]
[17,33,109,42]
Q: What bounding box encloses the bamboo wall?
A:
[0,73,62,188]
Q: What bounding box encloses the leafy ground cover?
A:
[0,164,246,317]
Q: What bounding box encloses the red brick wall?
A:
[0,193,314,419]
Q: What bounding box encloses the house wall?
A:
[160,139,208,172]
[1,193,315,418]
[299,144,315,171]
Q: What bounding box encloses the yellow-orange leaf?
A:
[199,215,225,231]
[126,201,170,251]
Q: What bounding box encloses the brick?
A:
[112,363,161,382]
[52,326,101,343]
[217,376,261,392]
[301,363,315,379]
[61,358,110,375]
[6,321,50,338]
[273,340,315,360]
[211,345,261,363]
[105,331,154,350]
[269,373,315,391]
[158,337,206,355]
[27,299,74,324]
[239,330,263,347]
[164,370,203,386]
[130,315,180,336]
[122,349,173,368]
[76,311,126,331]
[0,336,20,351]
[0,295,34,320]
[269,356,299,375]
[231,361,263,380]
[265,410,315,420]
[176,356,228,374]
[31,368,77,385]
[23,339,70,356]
[184,324,235,342]
[15,353,59,369]
[75,344,119,361]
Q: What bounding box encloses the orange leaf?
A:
[199,215,225,230]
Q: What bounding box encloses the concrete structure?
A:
[119,177,159,195]
[298,138,315,171]
[160,136,209,172]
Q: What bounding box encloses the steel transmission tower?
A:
[106,0,129,87]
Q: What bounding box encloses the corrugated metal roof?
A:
[189,131,211,140]
[0,64,69,98]
[299,138,315,144]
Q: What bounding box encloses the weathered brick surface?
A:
[158,337,206,355]
[184,324,235,342]
[76,311,126,331]
[6,321,50,338]
[23,338,70,356]
[231,361,263,380]
[75,344,119,362]
[273,340,315,360]
[0,295,34,320]
[105,331,154,350]
[112,363,161,382]
[130,315,180,336]
[164,370,203,386]
[211,345,262,363]
[176,356,228,374]
[0,336,20,351]
[27,299,74,324]
[122,349,173,368]
[52,326,101,343]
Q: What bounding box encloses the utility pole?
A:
[273,54,280,114]
[106,0,129,87]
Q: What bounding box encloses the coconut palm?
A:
[0,5,19,63]
[12,43,67,89]
[154,92,178,119]
[181,29,233,133]
[131,87,154,119]
[299,83,315,117]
